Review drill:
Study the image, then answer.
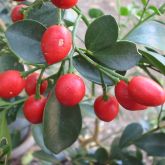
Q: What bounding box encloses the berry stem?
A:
[21,65,46,78]
[99,68,120,84]
[57,60,66,77]
[123,3,165,39]
[72,6,90,26]
[99,66,128,83]
[57,8,62,25]
[78,48,129,83]
[0,98,27,112]
[91,82,96,97]
[23,0,49,18]
[68,50,74,73]
[99,71,108,100]
[139,0,150,23]
[157,104,164,128]
[76,48,127,83]
[35,68,45,99]
[68,14,82,73]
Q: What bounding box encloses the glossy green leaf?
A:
[95,147,109,164]
[73,55,114,85]
[0,111,12,154]
[119,123,143,148]
[0,53,24,72]
[33,150,60,163]
[94,41,141,71]
[43,89,82,154]
[6,20,46,64]
[126,21,165,52]
[85,15,118,52]
[88,8,104,18]
[32,124,51,154]
[27,2,63,27]
[140,50,165,74]
[110,137,121,160]
[135,133,165,156]
[109,138,144,164]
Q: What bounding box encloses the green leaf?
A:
[135,133,165,156]
[64,19,74,27]
[0,111,12,154]
[85,15,118,52]
[88,8,104,18]
[95,147,109,164]
[27,2,63,27]
[33,150,60,163]
[0,53,24,72]
[140,49,165,74]
[94,41,141,71]
[119,123,143,148]
[73,55,114,85]
[5,20,46,64]
[141,0,147,5]
[43,89,82,154]
[120,7,130,16]
[11,130,21,149]
[110,137,121,160]
[148,5,161,15]
[122,153,144,165]
[110,139,144,165]
[32,124,51,154]
[126,21,165,52]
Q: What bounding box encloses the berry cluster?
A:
[94,77,165,122]
[0,0,164,126]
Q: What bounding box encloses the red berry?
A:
[51,0,78,9]
[14,0,25,1]
[25,73,48,96]
[128,76,165,106]
[11,4,27,23]
[115,80,147,111]
[41,25,72,65]
[94,96,119,122]
[0,70,25,99]
[55,74,85,106]
[23,95,47,124]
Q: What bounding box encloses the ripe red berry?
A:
[0,70,25,99]
[94,96,119,122]
[23,95,47,124]
[25,73,48,96]
[115,80,147,111]
[41,25,72,65]
[51,0,78,9]
[55,74,85,106]
[128,76,165,106]
[11,4,27,23]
